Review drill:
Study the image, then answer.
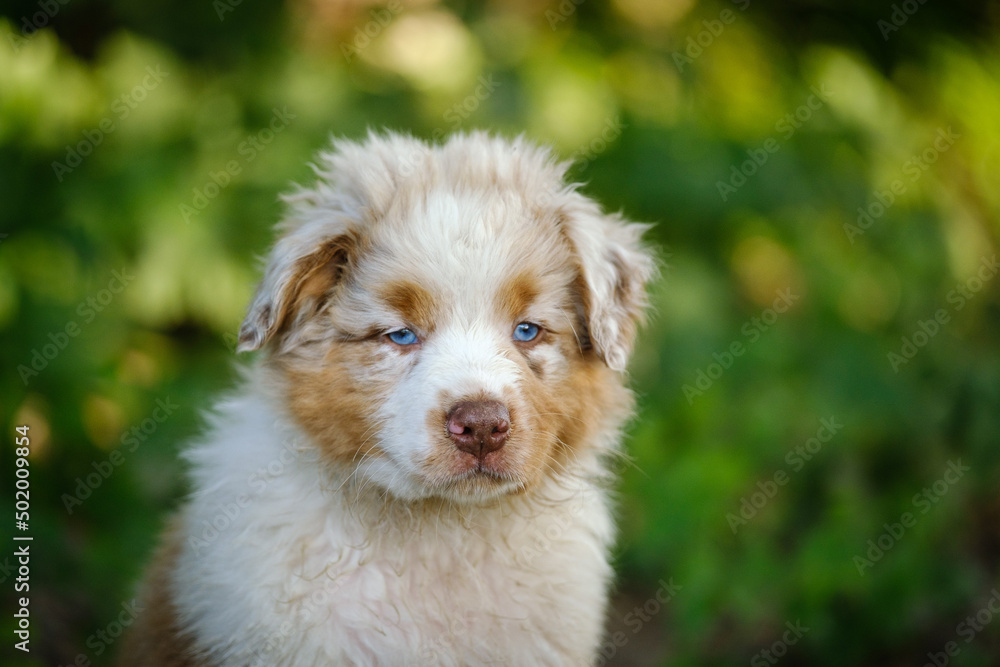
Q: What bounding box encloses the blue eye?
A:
[387,329,419,346]
[513,322,540,342]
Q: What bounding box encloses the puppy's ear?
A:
[559,202,657,371]
[237,229,354,353]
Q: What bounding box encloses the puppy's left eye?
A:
[513,322,541,343]
[386,328,419,346]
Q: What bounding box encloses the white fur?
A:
[174,383,614,666]
[142,131,655,666]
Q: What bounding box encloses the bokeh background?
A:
[2,0,1000,665]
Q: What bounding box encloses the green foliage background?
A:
[1,0,999,665]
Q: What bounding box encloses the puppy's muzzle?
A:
[447,400,510,460]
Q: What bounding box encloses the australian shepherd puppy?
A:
[120,131,655,666]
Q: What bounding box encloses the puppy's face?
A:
[239,134,654,503]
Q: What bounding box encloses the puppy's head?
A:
[239,132,655,502]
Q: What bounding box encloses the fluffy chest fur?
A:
[172,388,614,666]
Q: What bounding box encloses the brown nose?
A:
[447,401,510,459]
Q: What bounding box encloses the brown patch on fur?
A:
[422,402,471,485]
[548,343,629,472]
[550,212,596,355]
[118,518,206,667]
[288,251,344,316]
[379,280,438,333]
[276,235,356,336]
[552,206,653,368]
[276,343,389,467]
[509,331,629,488]
[511,379,563,491]
[496,273,539,321]
[569,272,594,353]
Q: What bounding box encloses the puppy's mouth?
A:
[437,467,522,500]
[426,453,526,498]
[457,461,512,482]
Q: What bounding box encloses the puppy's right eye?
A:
[386,328,419,346]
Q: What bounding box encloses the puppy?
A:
[120,131,655,666]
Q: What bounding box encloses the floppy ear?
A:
[236,132,413,353]
[237,227,354,353]
[558,201,657,372]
